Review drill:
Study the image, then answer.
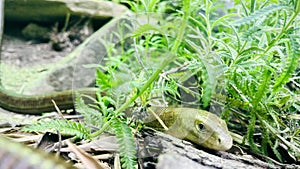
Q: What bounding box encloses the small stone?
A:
[22,23,50,42]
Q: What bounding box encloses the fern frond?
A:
[246,111,260,152]
[96,68,112,90]
[132,23,166,38]
[233,4,288,26]
[261,128,269,156]
[273,35,300,91]
[22,119,90,139]
[200,62,213,107]
[75,94,103,128]
[112,118,137,169]
[200,60,228,107]
[185,39,225,107]
[252,69,272,109]
[241,25,261,41]
[272,140,283,162]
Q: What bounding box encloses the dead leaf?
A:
[66,139,109,169]
[61,135,118,152]
[114,154,121,169]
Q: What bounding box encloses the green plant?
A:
[23,1,192,168]
[215,0,300,162]
[23,119,91,139]
[23,0,300,166]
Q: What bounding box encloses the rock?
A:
[26,10,135,94]
[22,23,51,42]
[5,0,128,23]
[2,0,131,95]
[139,129,285,169]
[157,153,214,169]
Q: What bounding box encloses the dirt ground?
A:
[1,35,68,68]
[0,21,94,91]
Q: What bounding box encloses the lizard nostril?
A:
[218,138,221,144]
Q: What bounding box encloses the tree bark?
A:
[138,129,298,169]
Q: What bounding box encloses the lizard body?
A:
[0,86,96,114]
[0,86,232,150]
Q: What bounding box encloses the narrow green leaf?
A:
[132,24,165,38]
[273,35,300,91]
[112,119,137,169]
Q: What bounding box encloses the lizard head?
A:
[185,111,233,151]
[147,107,233,151]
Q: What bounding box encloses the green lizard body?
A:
[0,86,232,151]
[0,86,97,114]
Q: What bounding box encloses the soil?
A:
[1,34,69,68]
[0,21,94,90]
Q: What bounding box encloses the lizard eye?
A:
[197,123,205,131]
